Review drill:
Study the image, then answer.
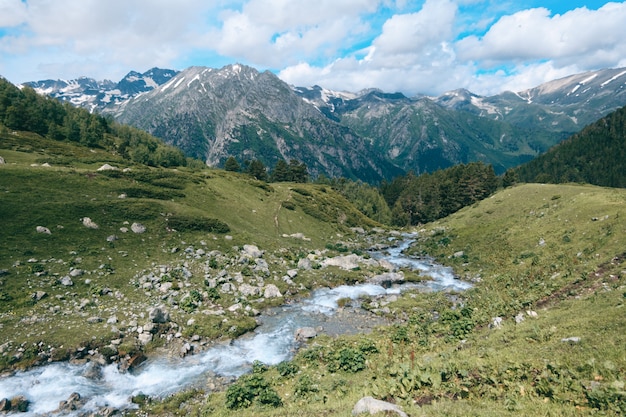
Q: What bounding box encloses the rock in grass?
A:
[561,337,581,343]
[0,156,5,165]
[81,217,99,229]
[148,306,170,323]
[352,396,408,417]
[297,257,312,270]
[264,284,282,298]
[32,291,48,301]
[69,268,83,277]
[489,316,503,329]
[321,254,361,270]
[131,223,146,234]
[97,164,117,171]
[242,244,263,258]
[60,276,73,286]
[138,333,153,345]
[36,226,51,234]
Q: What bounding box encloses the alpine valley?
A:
[23,65,626,181]
[2,62,626,417]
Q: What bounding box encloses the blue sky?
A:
[1,0,625,96]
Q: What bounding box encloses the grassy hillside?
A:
[141,183,625,417]
[0,130,378,370]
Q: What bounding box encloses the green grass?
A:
[1,132,625,416]
[0,132,379,371]
[135,184,625,417]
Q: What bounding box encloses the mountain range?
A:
[21,65,626,181]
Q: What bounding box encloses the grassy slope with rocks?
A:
[0,130,380,372]
[1,129,625,416]
[139,183,625,417]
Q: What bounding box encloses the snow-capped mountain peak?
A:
[22,68,178,112]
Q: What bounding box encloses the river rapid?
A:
[0,234,470,416]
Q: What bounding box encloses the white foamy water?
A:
[0,234,470,416]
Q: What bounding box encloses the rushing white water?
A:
[0,234,469,416]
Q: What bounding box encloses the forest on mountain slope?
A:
[514,105,626,188]
[0,78,189,169]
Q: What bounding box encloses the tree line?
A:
[224,151,500,226]
[223,156,309,183]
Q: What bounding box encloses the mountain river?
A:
[0,234,470,416]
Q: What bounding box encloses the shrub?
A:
[282,201,296,210]
[205,287,221,301]
[329,347,366,373]
[252,360,268,374]
[225,383,255,409]
[292,187,311,196]
[391,325,410,344]
[294,374,319,397]
[167,215,230,233]
[225,374,282,409]
[276,361,299,377]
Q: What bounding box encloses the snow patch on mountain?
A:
[22,68,178,112]
[470,96,500,116]
[601,70,626,87]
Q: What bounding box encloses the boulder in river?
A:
[368,272,404,287]
[295,327,317,341]
[55,392,83,413]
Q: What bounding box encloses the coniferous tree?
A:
[288,159,308,183]
[515,105,626,188]
[224,156,241,172]
[271,159,290,181]
[247,159,268,181]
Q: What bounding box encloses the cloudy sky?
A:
[1,0,624,96]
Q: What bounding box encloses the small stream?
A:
[0,234,470,416]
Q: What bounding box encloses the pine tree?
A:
[247,159,268,181]
[288,159,308,183]
[224,156,241,172]
[271,159,290,181]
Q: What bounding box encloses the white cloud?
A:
[213,0,378,67]
[281,1,626,96]
[280,0,463,96]
[0,0,27,27]
[1,0,626,97]
[0,0,217,81]
[457,3,626,68]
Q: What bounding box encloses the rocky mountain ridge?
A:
[107,65,402,182]
[22,67,178,113]
[18,65,626,180]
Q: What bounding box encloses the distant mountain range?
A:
[20,65,626,181]
[23,68,178,113]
